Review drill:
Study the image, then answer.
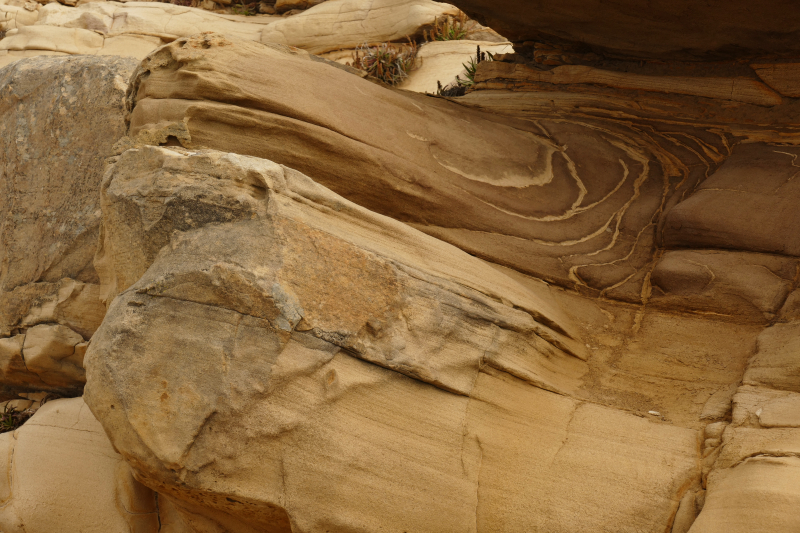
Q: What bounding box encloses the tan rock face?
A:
[89,34,800,530]
[0,397,159,533]
[1,1,799,529]
[260,0,459,54]
[0,54,136,399]
[85,146,704,532]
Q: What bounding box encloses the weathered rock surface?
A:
[0,55,135,399]
[397,39,512,94]
[85,145,708,532]
[1,0,800,529]
[260,0,457,54]
[125,34,800,310]
[87,29,800,532]
[0,0,470,93]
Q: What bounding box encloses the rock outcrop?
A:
[0,55,135,399]
[1,0,800,530]
[98,31,800,532]
[0,397,160,533]
[447,0,800,60]
[84,145,703,532]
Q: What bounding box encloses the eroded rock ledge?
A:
[84,146,699,532]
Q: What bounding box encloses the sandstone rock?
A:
[273,0,323,14]
[688,456,800,533]
[732,386,800,428]
[22,323,85,386]
[126,34,685,298]
[260,0,459,54]
[17,279,106,340]
[752,62,800,98]
[26,1,269,52]
[743,322,800,393]
[0,2,39,33]
[650,250,797,321]
[0,335,44,391]
[688,314,800,531]
[83,145,708,532]
[398,39,513,94]
[0,49,68,69]
[0,24,104,53]
[446,0,800,60]
[663,143,800,256]
[0,397,160,533]
[0,54,136,397]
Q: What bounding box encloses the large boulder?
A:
[0,55,136,399]
[84,146,708,532]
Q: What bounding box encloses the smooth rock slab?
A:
[0,397,159,533]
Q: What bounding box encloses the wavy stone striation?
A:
[85,146,701,532]
[93,33,800,532]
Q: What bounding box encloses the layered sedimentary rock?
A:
[1,0,799,529]
[85,145,707,532]
[0,55,136,399]
[447,0,800,60]
[125,34,800,309]
[94,31,800,532]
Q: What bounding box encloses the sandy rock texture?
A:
[0,397,160,533]
[397,39,513,94]
[85,31,800,531]
[0,0,466,77]
[0,55,136,399]
[260,0,457,54]
[84,144,703,532]
[1,0,800,530]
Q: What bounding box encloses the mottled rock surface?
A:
[85,146,706,532]
[0,55,135,399]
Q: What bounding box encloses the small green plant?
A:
[231,0,257,15]
[0,404,33,434]
[424,12,475,41]
[435,45,493,97]
[455,45,493,88]
[350,41,419,86]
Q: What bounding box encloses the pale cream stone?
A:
[398,39,513,94]
[260,0,460,54]
[0,397,159,533]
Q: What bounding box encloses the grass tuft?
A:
[0,405,33,434]
[350,41,419,86]
[424,12,475,42]
[436,45,493,96]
